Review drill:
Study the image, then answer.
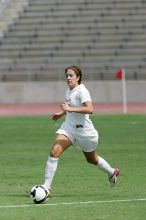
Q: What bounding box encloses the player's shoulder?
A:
[65,87,70,94]
[78,84,91,101]
[78,84,89,94]
[78,84,87,91]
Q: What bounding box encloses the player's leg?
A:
[83,151,119,186]
[83,151,113,174]
[43,134,72,190]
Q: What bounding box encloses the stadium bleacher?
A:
[0,0,146,81]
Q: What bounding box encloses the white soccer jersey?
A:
[64,84,93,128]
[56,84,99,152]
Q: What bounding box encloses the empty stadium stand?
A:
[0,0,146,81]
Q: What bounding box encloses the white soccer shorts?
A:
[56,122,99,152]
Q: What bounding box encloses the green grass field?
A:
[0,115,146,220]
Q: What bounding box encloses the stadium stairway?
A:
[0,0,29,36]
[0,0,146,81]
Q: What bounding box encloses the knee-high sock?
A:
[43,156,58,189]
[96,156,114,176]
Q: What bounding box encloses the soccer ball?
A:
[30,185,50,204]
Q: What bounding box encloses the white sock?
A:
[96,156,114,176]
[43,156,58,189]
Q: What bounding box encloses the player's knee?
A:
[50,148,58,158]
[50,144,62,158]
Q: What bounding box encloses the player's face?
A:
[65,69,80,90]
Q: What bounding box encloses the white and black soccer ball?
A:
[30,185,50,204]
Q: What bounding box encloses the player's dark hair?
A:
[65,65,82,84]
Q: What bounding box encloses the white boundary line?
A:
[0,198,145,209]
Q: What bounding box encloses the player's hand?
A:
[61,102,72,112]
[51,113,62,121]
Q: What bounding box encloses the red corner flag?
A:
[115,69,123,80]
[115,68,127,114]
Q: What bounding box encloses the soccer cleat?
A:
[108,168,120,187]
[41,185,51,200]
[44,191,50,201]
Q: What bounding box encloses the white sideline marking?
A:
[0,198,145,209]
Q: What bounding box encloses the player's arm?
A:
[61,101,93,114]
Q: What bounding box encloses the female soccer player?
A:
[42,65,119,196]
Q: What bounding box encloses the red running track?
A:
[0,103,146,116]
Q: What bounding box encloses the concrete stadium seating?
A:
[0,0,146,81]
